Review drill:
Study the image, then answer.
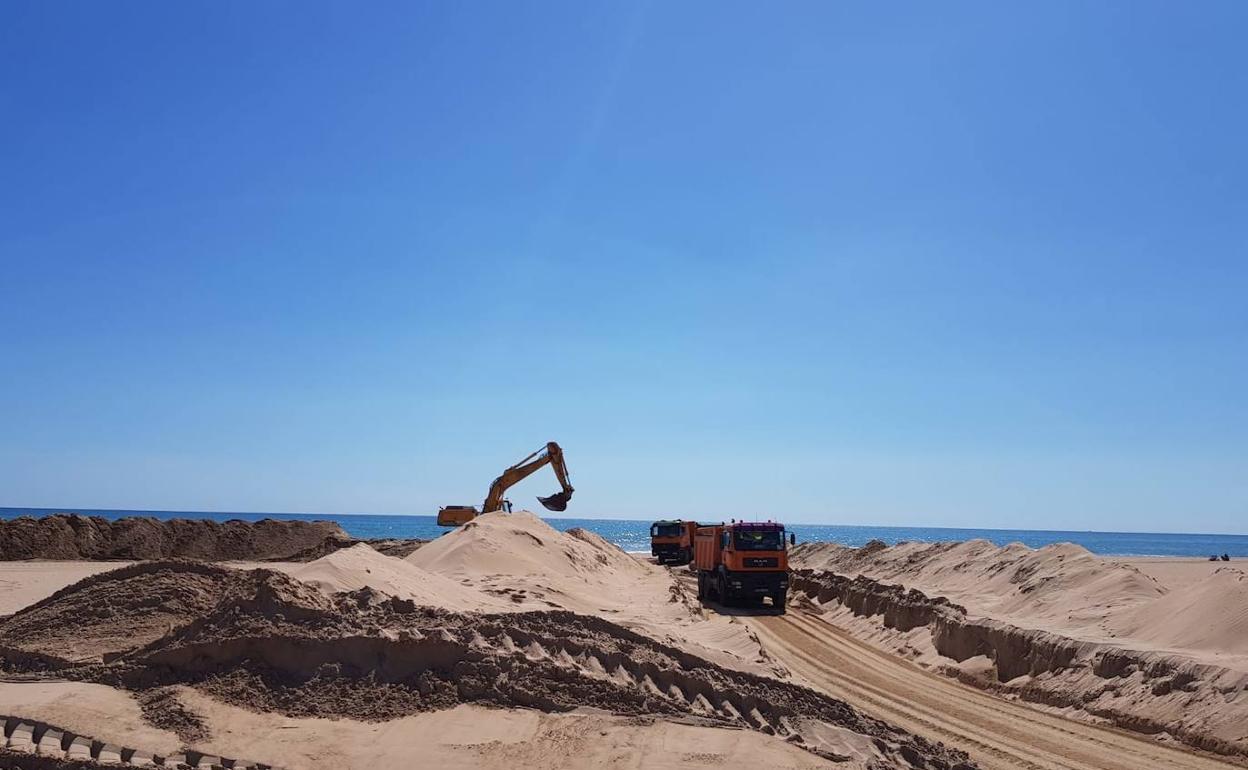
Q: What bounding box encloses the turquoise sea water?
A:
[3,507,1246,557]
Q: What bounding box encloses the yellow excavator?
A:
[436,441,575,527]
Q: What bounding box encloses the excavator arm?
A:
[482,441,574,513]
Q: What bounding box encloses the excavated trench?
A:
[790,569,1248,760]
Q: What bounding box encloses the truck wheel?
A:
[718,574,733,607]
[696,573,705,600]
[773,590,786,613]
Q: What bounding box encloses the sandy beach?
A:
[8,2,1243,765]
[789,539,1248,766]
[2,515,1245,769]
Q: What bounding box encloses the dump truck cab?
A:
[694,521,792,611]
[650,520,697,565]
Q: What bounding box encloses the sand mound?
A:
[790,541,1248,757]
[0,559,975,767]
[99,584,973,768]
[407,511,645,580]
[403,512,779,673]
[0,561,324,667]
[793,538,1248,663]
[792,538,1166,633]
[1108,566,1248,656]
[791,567,1248,759]
[289,543,504,611]
[0,514,347,561]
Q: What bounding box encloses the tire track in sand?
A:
[747,609,1243,770]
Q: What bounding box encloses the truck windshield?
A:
[651,523,682,537]
[734,529,784,550]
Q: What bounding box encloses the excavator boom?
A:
[483,441,573,513]
[437,442,574,526]
[536,443,573,511]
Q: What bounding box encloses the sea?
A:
[3,507,1247,558]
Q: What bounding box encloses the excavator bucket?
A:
[537,490,573,512]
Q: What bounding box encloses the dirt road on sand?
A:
[745,609,1243,770]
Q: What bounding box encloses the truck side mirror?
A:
[789,533,796,546]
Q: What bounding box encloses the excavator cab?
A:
[437,505,479,527]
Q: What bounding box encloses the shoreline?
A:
[4,508,1247,559]
[4,506,1247,538]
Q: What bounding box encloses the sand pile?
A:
[0,690,896,770]
[403,512,778,673]
[792,539,1166,633]
[1107,566,1248,656]
[0,561,324,667]
[289,543,506,612]
[119,581,973,767]
[407,511,646,581]
[792,539,1248,663]
[0,562,976,769]
[0,514,347,561]
[789,542,1248,758]
[404,511,650,615]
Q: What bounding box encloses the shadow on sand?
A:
[661,562,787,617]
[697,598,786,617]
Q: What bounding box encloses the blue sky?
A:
[2,2,1245,532]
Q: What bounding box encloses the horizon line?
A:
[2,505,1246,539]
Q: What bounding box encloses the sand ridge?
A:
[0,682,850,770]
[0,515,347,562]
[288,542,507,612]
[404,512,783,675]
[787,541,1248,760]
[0,561,974,769]
[7,514,1243,769]
[792,538,1248,663]
[0,560,314,666]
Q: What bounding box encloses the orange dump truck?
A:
[694,522,793,611]
[649,519,698,564]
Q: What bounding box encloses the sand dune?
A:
[745,609,1241,770]
[1107,566,1248,657]
[792,539,1164,628]
[791,538,1248,662]
[0,561,125,615]
[0,561,287,665]
[404,511,662,617]
[0,682,849,770]
[0,514,346,561]
[4,516,1243,768]
[405,512,780,674]
[289,543,506,611]
[0,558,973,770]
[789,539,1248,759]
[407,510,648,582]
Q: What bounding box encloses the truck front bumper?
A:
[723,570,788,598]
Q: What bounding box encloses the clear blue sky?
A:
[2,2,1245,533]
